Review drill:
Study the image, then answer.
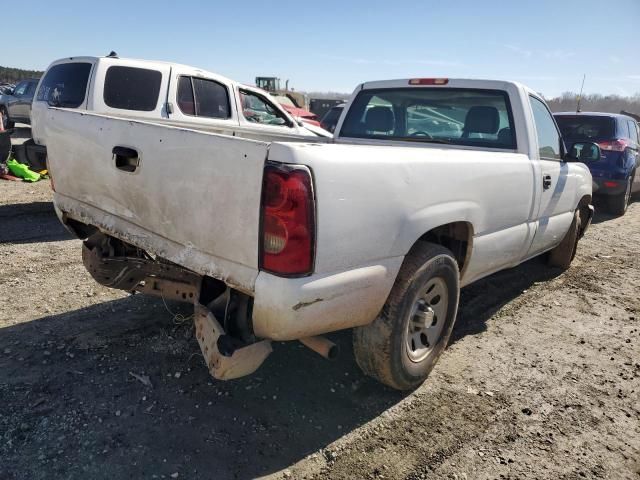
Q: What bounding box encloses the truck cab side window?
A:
[176,76,230,119]
[529,96,561,161]
[239,91,289,127]
[192,78,230,119]
[177,77,195,116]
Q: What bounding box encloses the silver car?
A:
[0,78,39,129]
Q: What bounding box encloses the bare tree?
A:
[545,92,640,116]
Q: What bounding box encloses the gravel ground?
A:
[0,181,638,480]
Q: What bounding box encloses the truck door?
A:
[525,95,577,257]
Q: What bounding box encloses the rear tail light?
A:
[260,163,315,276]
[603,181,619,188]
[409,78,449,85]
[598,139,628,152]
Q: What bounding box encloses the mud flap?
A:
[194,304,272,380]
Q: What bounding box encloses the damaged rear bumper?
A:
[251,257,403,341]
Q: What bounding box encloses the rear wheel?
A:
[0,106,14,130]
[547,209,581,269]
[607,173,633,216]
[353,243,460,390]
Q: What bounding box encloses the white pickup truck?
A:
[26,54,328,165]
[39,77,597,390]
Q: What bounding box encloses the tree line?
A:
[2,65,639,117]
[545,92,640,117]
[303,90,640,117]
[0,66,44,84]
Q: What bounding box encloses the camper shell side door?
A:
[88,58,172,122]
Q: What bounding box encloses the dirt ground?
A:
[0,180,638,480]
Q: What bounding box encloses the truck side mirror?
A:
[565,141,601,163]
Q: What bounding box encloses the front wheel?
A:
[607,173,633,216]
[353,243,460,390]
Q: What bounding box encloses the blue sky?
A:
[5,0,639,98]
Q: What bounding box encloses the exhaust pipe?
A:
[300,336,339,360]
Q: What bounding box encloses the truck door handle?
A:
[543,174,552,190]
[113,146,139,172]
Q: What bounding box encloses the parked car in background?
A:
[0,78,39,128]
[0,83,15,95]
[254,76,320,126]
[40,77,595,390]
[320,103,345,133]
[554,112,640,215]
[271,94,322,127]
[309,98,345,118]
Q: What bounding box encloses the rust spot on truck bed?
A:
[292,298,324,311]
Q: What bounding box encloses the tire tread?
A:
[353,242,459,390]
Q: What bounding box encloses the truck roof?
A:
[359,78,533,93]
[48,55,238,87]
[554,111,637,120]
[52,55,191,68]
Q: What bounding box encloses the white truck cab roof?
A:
[359,77,529,91]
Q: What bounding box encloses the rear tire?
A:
[607,173,633,216]
[547,209,581,269]
[0,107,14,130]
[353,242,460,390]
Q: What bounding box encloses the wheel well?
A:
[414,222,473,272]
[577,195,592,220]
[576,195,592,234]
[577,195,592,209]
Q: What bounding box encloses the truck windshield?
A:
[36,62,92,108]
[339,88,516,149]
